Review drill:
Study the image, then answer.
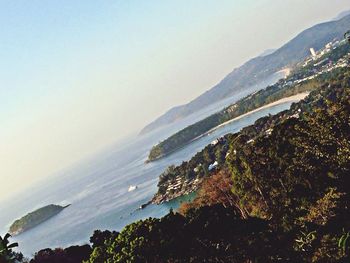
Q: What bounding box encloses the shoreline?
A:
[276,67,291,77]
[148,92,310,163]
[152,92,310,205]
[199,92,309,138]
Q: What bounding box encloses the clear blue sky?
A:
[0,0,349,201]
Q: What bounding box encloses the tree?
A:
[30,245,91,263]
[0,233,19,263]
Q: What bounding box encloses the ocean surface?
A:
[0,72,293,257]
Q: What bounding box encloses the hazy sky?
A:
[0,0,349,201]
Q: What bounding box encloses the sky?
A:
[0,0,349,201]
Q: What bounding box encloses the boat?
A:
[128,185,138,192]
[138,201,152,210]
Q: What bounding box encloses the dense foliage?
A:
[227,78,350,223]
[0,234,22,263]
[83,65,350,263]
[29,245,92,263]
[86,205,305,263]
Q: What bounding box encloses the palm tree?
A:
[0,233,18,262]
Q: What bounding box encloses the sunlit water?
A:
[0,73,293,257]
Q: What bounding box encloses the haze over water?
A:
[0,72,295,256]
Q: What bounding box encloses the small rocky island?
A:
[9,204,70,236]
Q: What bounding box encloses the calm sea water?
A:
[0,73,292,257]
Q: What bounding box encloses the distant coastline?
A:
[199,92,309,139]
[145,93,306,165]
[147,83,312,163]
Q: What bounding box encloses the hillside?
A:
[84,67,350,262]
[9,204,69,236]
[140,14,350,135]
[151,65,350,204]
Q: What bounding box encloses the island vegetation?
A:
[9,204,70,236]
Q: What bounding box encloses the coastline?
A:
[276,67,291,77]
[148,92,310,163]
[152,92,310,205]
[197,92,309,139]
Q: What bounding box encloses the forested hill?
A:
[83,67,350,262]
[140,14,350,135]
[151,66,350,204]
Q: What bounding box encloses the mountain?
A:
[259,48,277,57]
[140,14,350,135]
[333,9,350,21]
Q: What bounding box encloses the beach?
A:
[204,92,310,135]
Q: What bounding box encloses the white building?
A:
[310,48,317,58]
[211,139,219,146]
[208,161,218,171]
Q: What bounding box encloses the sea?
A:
[0,72,294,257]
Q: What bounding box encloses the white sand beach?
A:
[205,92,310,135]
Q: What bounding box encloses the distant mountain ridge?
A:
[259,48,277,57]
[333,9,350,21]
[140,13,350,135]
